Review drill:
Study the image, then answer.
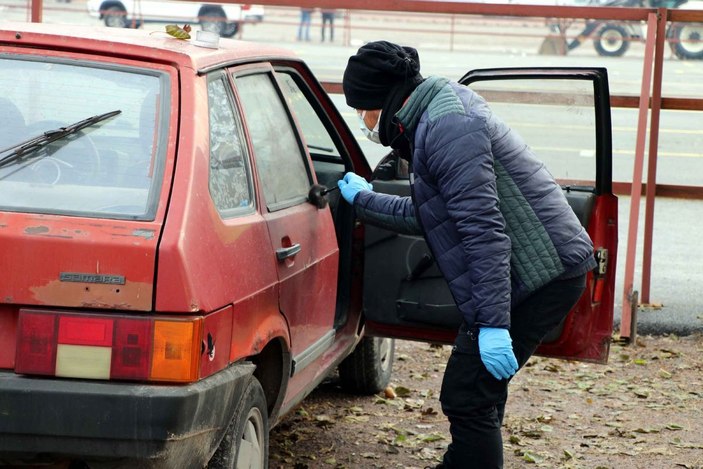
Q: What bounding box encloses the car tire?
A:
[200,9,238,37]
[338,336,395,395]
[103,6,128,28]
[221,22,239,38]
[207,377,268,469]
[593,23,631,57]
[670,23,703,60]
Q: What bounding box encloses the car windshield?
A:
[0,56,168,220]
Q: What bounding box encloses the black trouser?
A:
[439,273,587,469]
[321,14,334,41]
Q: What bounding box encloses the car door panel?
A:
[363,179,459,328]
[266,202,339,359]
[364,67,617,363]
[139,0,204,20]
[233,67,339,368]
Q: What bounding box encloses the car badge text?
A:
[60,272,126,285]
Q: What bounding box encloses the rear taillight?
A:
[241,4,251,10]
[15,312,57,375]
[16,310,203,383]
[56,316,114,379]
[112,318,153,380]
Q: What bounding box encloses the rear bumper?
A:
[0,363,255,467]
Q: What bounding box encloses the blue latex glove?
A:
[337,172,373,204]
[478,327,519,380]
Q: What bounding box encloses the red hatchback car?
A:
[0,23,617,468]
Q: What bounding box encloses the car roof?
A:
[0,22,300,72]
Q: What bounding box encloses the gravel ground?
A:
[270,333,703,469]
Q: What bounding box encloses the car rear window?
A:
[0,56,169,220]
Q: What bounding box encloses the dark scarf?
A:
[378,81,420,159]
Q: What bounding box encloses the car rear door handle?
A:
[276,243,301,261]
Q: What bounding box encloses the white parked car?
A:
[86,0,264,37]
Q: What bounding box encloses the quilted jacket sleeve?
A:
[424,113,512,329]
[354,191,423,236]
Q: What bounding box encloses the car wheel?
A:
[670,23,703,60]
[208,377,268,469]
[104,6,128,28]
[338,336,395,395]
[200,9,228,36]
[221,22,239,38]
[593,23,631,57]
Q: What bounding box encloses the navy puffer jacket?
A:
[355,76,596,329]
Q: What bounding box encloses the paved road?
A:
[4,1,702,335]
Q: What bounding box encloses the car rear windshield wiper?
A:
[0,110,121,168]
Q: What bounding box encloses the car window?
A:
[468,79,597,186]
[276,72,341,161]
[234,72,311,211]
[207,75,253,215]
[0,56,168,220]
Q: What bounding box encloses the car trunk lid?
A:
[0,212,160,312]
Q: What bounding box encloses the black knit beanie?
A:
[343,40,423,110]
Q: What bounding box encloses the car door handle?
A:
[276,243,301,261]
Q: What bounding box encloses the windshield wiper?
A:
[0,110,121,168]
[308,144,335,153]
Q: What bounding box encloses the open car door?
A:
[363,68,618,363]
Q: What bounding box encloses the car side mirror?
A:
[307,183,337,209]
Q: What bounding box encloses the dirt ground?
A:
[270,333,703,469]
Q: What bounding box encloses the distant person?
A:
[321,9,336,42]
[297,8,312,41]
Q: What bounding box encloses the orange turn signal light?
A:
[151,319,203,382]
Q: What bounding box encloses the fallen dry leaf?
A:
[270,335,703,469]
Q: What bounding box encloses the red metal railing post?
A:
[344,9,351,47]
[620,11,659,341]
[30,0,42,22]
[640,8,668,305]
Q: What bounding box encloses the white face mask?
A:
[358,110,381,144]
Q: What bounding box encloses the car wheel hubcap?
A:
[106,15,126,27]
[201,20,223,35]
[679,26,703,53]
[602,30,624,52]
[236,408,265,468]
[378,338,392,373]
